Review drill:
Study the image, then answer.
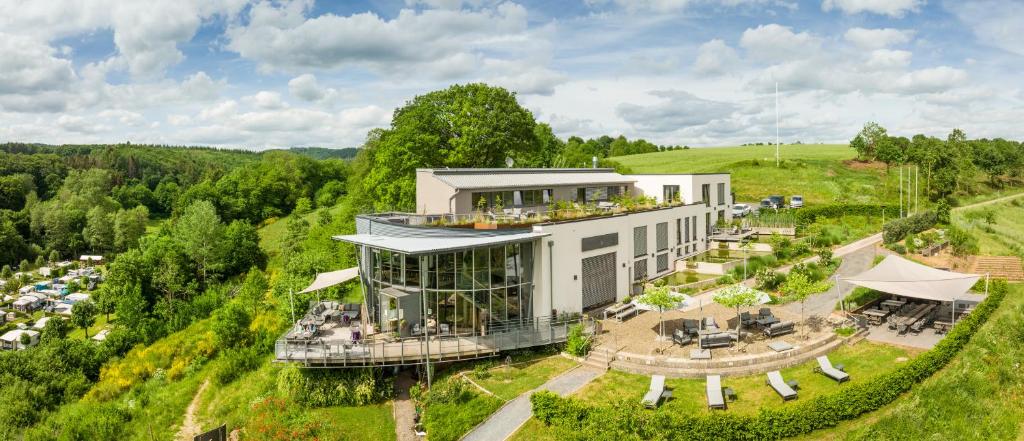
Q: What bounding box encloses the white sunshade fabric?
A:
[841,255,980,302]
[333,231,548,255]
[299,267,360,294]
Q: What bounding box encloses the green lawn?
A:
[792,283,1024,440]
[612,144,903,205]
[472,355,579,400]
[953,198,1024,258]
[66,312,115,340]
[510,341,916,441]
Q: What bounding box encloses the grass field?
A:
[472,355,579,401]
[953,198,1024,258]
[510,341,917,440]
[612,144,905,205]
[792,283,1024,440]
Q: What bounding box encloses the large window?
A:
[656,222,668,251]
[372,243,535,336]
[657,253,669,273]
[676,218,682,245]
[633,226,647,257]
[684,217,690,243]
[663,185,680,203]
[634,259,648,281]
[472,190,552,210]
[577,186,624,203]
[717,183,725,206]
[701,184,710,207]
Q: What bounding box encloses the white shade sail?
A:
[841,255,980,302]
[299,267,360,294]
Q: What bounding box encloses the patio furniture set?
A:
[287,301,362,342]
[863,297,950,335]
[668,308,794,356]
[641,355,852,409]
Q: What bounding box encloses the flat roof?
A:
[334,231,548,254]
[421,168,635,190]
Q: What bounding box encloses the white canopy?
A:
[842,255,980,302]
[299,267,360,294]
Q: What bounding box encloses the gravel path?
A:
[175,379,210,441]
[393,370,420,441]
[462,366,603,441]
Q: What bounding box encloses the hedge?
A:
[793,204,898,227]
[882,211,937,244]
[531,280,1009,441]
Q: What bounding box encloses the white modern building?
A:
[278,168,732,367]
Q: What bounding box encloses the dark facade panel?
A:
[581,232,619,252]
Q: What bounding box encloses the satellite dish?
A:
[505,157,514,168]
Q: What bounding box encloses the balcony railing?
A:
[275,315,595,368]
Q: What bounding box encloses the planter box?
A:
[694,259,742,275]
[753,226,796,236]
[710,241,774,252]
[474,222,498,230]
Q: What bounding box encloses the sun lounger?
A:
[766,371,798,400]
[642,375,668,408]
[814,355,850,383]
[706,375,726,409]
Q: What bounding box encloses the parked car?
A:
[790,195,804,209]
[732,203,752,217]
[767,195,786,209]
[760,198,773,210]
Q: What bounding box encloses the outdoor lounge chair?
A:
[672,329,693,346]
[814,355,849,383]
[766,371,798,400]
[702,316,718,331]
[740,311,756,327]
[641,375,668,408]
[759,308,773,319]
[700,332,733,349]
[682,319,700,336]
[763,321,795,337]
[706,375,726,410]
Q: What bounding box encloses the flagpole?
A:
[775,82,780,167]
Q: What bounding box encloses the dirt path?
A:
[176,379,210,441]
[953,191,1024,211]
[392,371,420,441]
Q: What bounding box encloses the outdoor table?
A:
[880,299,906,310]
[690,349,712,360]
[863,308,889,325]
[755,317,780,328]
[723,387,737,401]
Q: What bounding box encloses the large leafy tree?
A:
[849,122,888,161]
[779,272,832,338]
[713,284,761,335]
[352,83,546,212]
[71,300,98,339]
[173,200,223,283]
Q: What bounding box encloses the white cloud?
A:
[244,91,287,110]
[864,49,913,70]
[225,1,530,77]
[693,39,740,75]
[844,28,914,49]
[947,0,1024,56]
[0,32,77,112]
[615,90,736,132]
[289,74,329,102]
[822,0,924,17]
[740,24,821,62]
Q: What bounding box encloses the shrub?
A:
[936,199,951,224]
[948,226,979,257]
[276,364,392,407]
[531,283,1008,440]
[212,346,263,385]
[816,248,833,266]
[684,273,699,283]
[883,211,937,244]
[754,268,786,291]
[891,243,907,254]
[565,323,591,357]
[794,204,898,227]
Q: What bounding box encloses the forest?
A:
[1,83,1023,439]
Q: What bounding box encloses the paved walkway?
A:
[393,371,419,441]
[780,243,877,318]
[462,366,603,441]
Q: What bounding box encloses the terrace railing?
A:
[275,314,595,368]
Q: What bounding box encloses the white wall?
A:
[531,203,714,316]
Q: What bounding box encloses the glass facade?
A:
[368,242,535,336]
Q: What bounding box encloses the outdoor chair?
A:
[766,371,798,400]
[700,332,732,349]
[706,375,726,410]
[682,319,700,336]
[759,308,773,319]
[673,329,693,346]
[702,316,718,331]
[439,323,450,335]
[411,323,422,336]
[740,311,756,327]
[763,321,795,338]
[642,375,669,409]
[814,355,850,383]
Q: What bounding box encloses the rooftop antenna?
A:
[505,157,514,168]
[775,82,780,167]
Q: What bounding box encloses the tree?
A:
[779,272,832,338]
[221,220,265,275]
[173,200,223,284]
[713,284,762,335]
[114,282,148,333]
[212,303,251,348]
[637,286,682,340]
[40,316,70,342]
[292,197,312,216]
[850,122,888,161]
[48,250,60,264]
[948,226,978,257]
[71,300,98,339]
[82,207,114,254]
[113,205,149,251]
[238,267,269,316]
[0,219,29,266]
[94,288,116,322]
[1,265,12,280]
[351,83,546,211]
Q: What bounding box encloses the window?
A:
[633,226,647,257]
[542,189,553,204]
[676,218,682,245]
[634,259,648,281]
[657,253,669,273]
[701,184,710,207]
[692,215,697,240]
[717,183,725,206]
[705,212,712,235]
[718,210,725,224]
[656,222,668,251]
[474,190,550,209]
[684,217,690,243]
[577,186,621,203]
[663,185,680,203]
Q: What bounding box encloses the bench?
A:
[605,303,639,322]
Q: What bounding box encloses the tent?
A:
[842,255,981,302]
[299,267,360,294]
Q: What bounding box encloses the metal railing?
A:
[275,315,595,368]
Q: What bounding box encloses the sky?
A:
[1,0,1022,150]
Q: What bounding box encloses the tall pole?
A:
[915,166,919,214]
[775,82,780,167]
[899,166,903,218]
[421,256,432,389]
